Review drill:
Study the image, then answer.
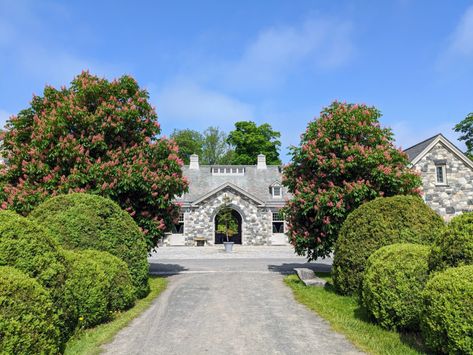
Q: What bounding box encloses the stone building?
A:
[164,133,473,246]
[164,154,290,246]
[405,133,473,220]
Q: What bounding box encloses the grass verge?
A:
[65,276,168,355]
[284,274,427,355]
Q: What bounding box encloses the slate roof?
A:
[179,165,290,206]
[404,134,441,162]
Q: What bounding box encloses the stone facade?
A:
[165,134,473,246]
[408,135,473,220]
[164,154,289,246]
[180,187,278,245]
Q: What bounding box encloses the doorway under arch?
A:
[214,208,242,244]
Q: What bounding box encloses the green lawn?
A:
[284,274,427,355]
[65,276,168,355]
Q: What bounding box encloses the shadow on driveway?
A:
[149,263,188,276]
[268,262,332,275]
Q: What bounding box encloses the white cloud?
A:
[449,5,473,57]
[0,0,121,86]
[438,5,473,69]
[213,17,355,90]
[155,81,255,130]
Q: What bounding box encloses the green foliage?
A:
[0,71,188,249]
[361,243,431,330]
[421,265,473,354]
[454,112,473,158]
[0,210,74,343]
[285,274,427,354]
[0,266,61,354]
[283,102,422,261]
[62,250,110,330]
[227,121,281,165]
[215,197,238,242]
[79,250,136,312]
[30,193,150,298]
[170,129,204,164]
[0,210,66,292]
[429,212,473,272]
[332,195,444,295]
[201,126,233,165]
[64,277,167,355]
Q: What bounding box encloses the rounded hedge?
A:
[62,250,110,330]
[429,212,473,272]
[0,210,73,343]
[79,250,136,312]
[0,210,66,293]
[30,193,149,297]
[0,266,61,354]
[361,243,431,330]
[421,265,473,354]
[332,195,444,295]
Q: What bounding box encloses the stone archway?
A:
[214,208,242,244]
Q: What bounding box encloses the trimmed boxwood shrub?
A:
[79,250,136,311]
[62,250,110,330]
[429,212,473,272]
[361,243,430,330]
[0,266,61,354]
[421,265,473,354]
[30,193,150,297]
[0,210,66,292]
[0,210,74,342]
[332,195,444,295]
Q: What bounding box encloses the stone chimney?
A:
[257,154,267,169]
[189,154,199,169]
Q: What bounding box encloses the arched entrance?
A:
[214,208,242,244]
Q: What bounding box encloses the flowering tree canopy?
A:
[282,101,421,261]
[0,71,188,250]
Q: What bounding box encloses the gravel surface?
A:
[102,248,361,355]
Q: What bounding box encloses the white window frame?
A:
[272,211,285,233]
[272,185,282,198]
[435,164,447,185]
[211,167,245,176]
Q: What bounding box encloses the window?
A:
[272,212,285,233]
[172,213,184,234]
[211,167,245,175]
[273,186,281,197]
[436,165,447,185]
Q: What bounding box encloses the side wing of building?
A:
[406,134,473,219]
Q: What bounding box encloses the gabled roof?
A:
[191,182,265,207]
[179,164,290,204]
[404,134,440,162]
[405,133,473,169]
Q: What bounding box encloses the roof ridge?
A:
[404,133,442,152]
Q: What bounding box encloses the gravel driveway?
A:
[102,246,362,355]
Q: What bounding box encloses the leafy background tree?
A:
[454,112,473,158]
[201,126,232,165]
[0,71,188,249]
[170,129,204,164]
[283,101,421,261]
[227,121,282,165]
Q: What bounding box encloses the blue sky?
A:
[1,0,473,162]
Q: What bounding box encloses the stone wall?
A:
[413,141,473,220]
[173,186,275,246]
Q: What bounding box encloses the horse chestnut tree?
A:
[0,72,188,250]
[283,101,421,260]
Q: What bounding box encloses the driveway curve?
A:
[103,247,362,355]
